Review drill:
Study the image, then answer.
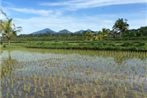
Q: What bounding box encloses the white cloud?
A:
[14,14,147,34]
[13,15,115,34]
[13,9,147,34]
[8,7,58,16]
[1,0,146,34]
[0,13,6,19]
[129,19,147,29]
[40,0,147,10]
[0,14,5,19]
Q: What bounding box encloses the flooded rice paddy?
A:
[1,49,147,98]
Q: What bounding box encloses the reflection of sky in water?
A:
[1,50,147,78]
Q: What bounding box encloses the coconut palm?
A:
[101,28,110,38]
[0,19,21,45]
[113,18,129,38]
[0,18,4,44]
[0,21,2,32]
[0,9,21,45]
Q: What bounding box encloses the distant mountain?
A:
[85,29,95,33]
[30,28,96,35]
[74,29,96,34]
[74,30,85,34]
[31,28,56,35]
[58,29,72,34]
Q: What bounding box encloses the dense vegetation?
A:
[10,19,147,51]
[1,10,147,51]
[15,26,147,41]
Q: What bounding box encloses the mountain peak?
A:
[58,29,72,33]
[31,28,56,35]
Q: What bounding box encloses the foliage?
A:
[9,40,147,51]
[112,18,129,38]
[0,9,22,45]
[14,25,147,42]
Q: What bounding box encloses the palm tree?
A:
[0,19,4,45]
[0,19,21,45]
[0,9,21,45]
[85,32,94,41]
[101,28,110,39]
[113,18,129,38]
[0,21,2,32]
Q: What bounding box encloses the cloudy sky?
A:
[0,0,147,34]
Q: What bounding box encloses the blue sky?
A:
[0,0,147,34]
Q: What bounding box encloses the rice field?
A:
[1,48,147,98]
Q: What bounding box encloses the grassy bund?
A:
[4,40,147,52]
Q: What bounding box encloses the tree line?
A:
[0,10,147,45]
[84,18,147,41]
[18,18,147,41]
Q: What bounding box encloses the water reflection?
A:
[1,49,147,78]
[1,49,147,98]
[1,49,18,78]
